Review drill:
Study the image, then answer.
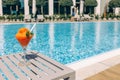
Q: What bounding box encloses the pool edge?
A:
[66,49,120,79]
[66,48,120,70]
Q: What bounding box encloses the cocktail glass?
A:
[16,28,33,66]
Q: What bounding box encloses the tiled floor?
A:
[85,64,120,80]
[76,55,120,80]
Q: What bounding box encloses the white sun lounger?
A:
[24,15,31,22]
[37,15,44,22]
[83,15,92,21]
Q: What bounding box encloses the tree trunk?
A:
[104,5,107,18]
[16,5,18,15]
[38,7,40,14]
[41,6,43,16]
[58,1,60,15]
[10,6,12,14]
[89,6,91,14]
[64,7,66,17]
[16,5,18,20]
[16,5,18,12]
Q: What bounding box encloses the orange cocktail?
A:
[15,27,33,66]
[16,28,33,48]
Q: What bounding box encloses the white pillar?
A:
[32,0,36,16]
[115,7,120,15]
[72,0,76,6]
[49,0,53,16]
[0,0,3,16]
[24,0,29,16]
[80,0,84,15]
[95,0,101,15]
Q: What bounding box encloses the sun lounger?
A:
[83,15,92,21]
[24,15,31,22]
[37,15,44,22]
[0,51,75,80]
[74,15,80,21]
[80,16,85,21]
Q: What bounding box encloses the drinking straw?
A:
[30,23,36,32]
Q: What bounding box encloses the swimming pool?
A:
[0,22,120,64]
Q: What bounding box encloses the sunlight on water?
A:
[0,22,120,64]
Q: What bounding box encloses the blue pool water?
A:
[0,22,120,64]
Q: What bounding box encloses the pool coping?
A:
[66,48,120,80]
[0,20,120,25]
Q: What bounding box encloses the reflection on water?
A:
[95,22,101,50]
[0,22,120,64]
[0,25,4,55]
[114,22,119,48]
[49,22,54,55]
[80,23,83,40]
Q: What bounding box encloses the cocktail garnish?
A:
[26,31,30,38]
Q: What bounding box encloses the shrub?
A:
[12,15,17,21]
[59,15,65,20]
[95,15,99,20]
[106,14,109,20]
[52,15,55,21]
[116,15,120,20]
[67,15,72,20]
[48,16,52,20]
[108,13,112,18]
[101,14,104,20]
[111,14,115,19]
[18,14,24,21]
[7,15,11,21]
[0,16,2,20]
[0,16,5,21]
[44,15,49,21]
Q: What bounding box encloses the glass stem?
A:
[23,47,27,62]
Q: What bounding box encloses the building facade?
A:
[0,0,119,16]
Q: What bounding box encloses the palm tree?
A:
[109,0,120,8]
[84,0,98,14]
[59,0,73,17]
[36,0,46,15]
[3,0,20,14]
[2,0,6,7]
[28,0,32,7]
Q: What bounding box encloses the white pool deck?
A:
[67,48,120,80]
